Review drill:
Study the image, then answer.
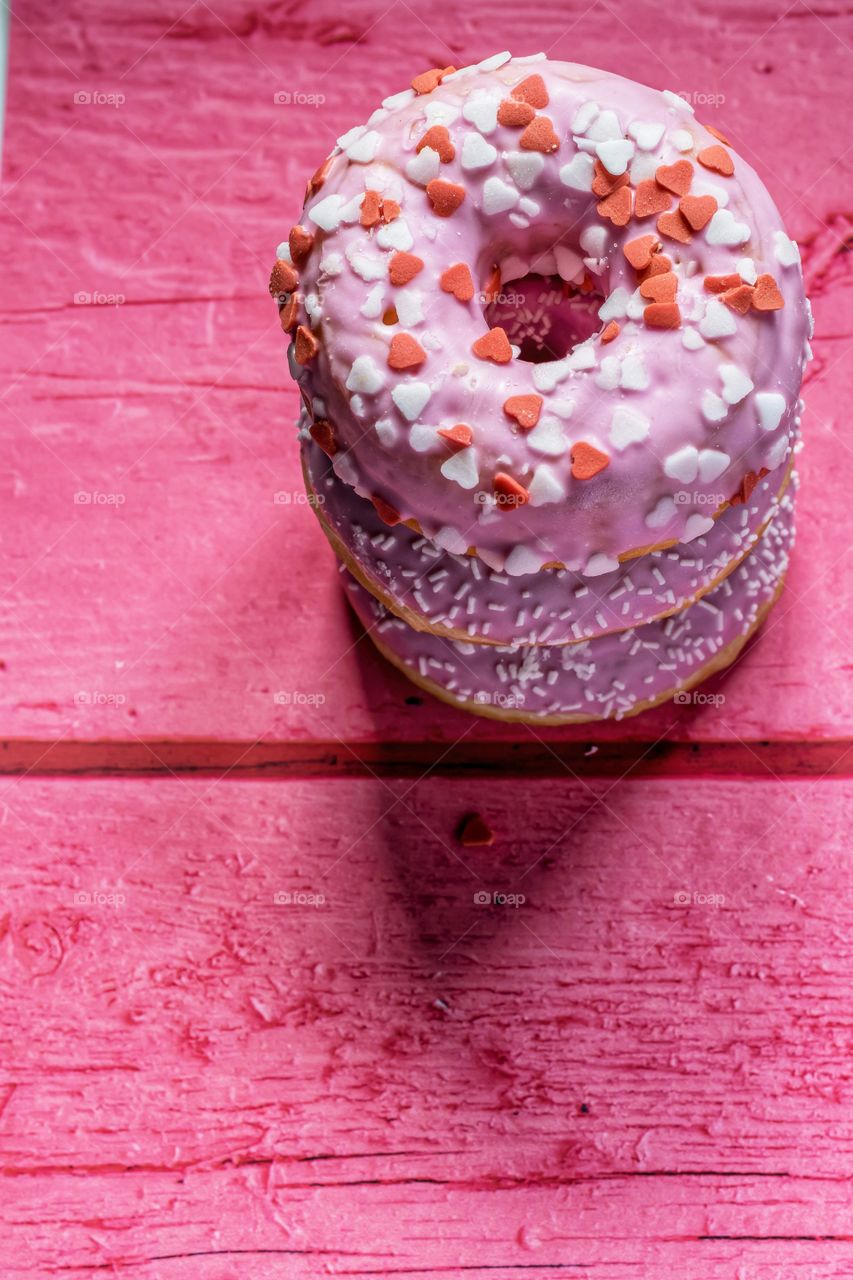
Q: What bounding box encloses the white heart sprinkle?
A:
[572,101,599,134]
[359,285,385,318]
[610,406,650,450]
[701,389,728,422]
[580,225,608,257]
[382,88,415,111]
[682,325,705,350]
[440,447,479,489]
[682,513,715,542]
[320,252,344,277]
[337,125,365,150]
[664,445,699,483]
[391,381,431,420]
[765,433,789,471]
[595,138,635,176]
[646,496,676,529]
[620,353,650,391]
[405,147,441,186]
[434,525,468,553]
[528,463,566,507]
[719,363,754,404]
[345,244,386,281]
[462,94,501,134]
[376,218,414,251]
[527,416,569,456]
[595,356,621,391]
[628,119,665,151]
[670,128,693,152]
[755,391,786,431]
[346,130,381,163]
[584,552,620,577]
[482,176,519,215]
[567,343,597,371]
[308,194,346,231]
[706,208,750,246]
[773,230,801,268]
[598,287,630,321]
[424,100,460,126]
[505,150,545,190]
[698,448,730,482]
[374,417,397,446]
[699,297,737,340]
[629,151,658,184]
[736,256,758,285]
[559,153,595,191]
[346,355,384,394]
[461,132,498,171]
[409,424,439,452]
[554,245,584,283]
[532,358,571,393]
[395,290,424,328]
[505,544,546,576]
[586,109,621,142]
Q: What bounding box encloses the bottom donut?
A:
[342,485,797,725]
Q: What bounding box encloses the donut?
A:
[303,427,798,646]
[344,484,797,723]
[272,53,812,577]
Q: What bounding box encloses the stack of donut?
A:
[270,54,811,723]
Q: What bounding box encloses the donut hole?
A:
[483,271,606,364]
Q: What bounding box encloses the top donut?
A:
[272,54,811,577]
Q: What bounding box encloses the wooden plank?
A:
[0,0,851,744]
[2,777,853,1275]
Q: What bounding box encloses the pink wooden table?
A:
[2,1,852,1275]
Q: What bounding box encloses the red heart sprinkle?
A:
[643,302,682,329]
[493,472,529,508]
[288,225,314,266]
[633,179,672,219]
[519,116,559,153]
[571,442,610,480]
[697,145,734,176]
[294,325,319,363]
[497,98,536,127]
[388,333,427,369]
[679,193,717,231]
[511,74,549,109]
[426,179,466,217]
[389,252,424,286]
[503,394,543,430]
[597,185,632,226]
[416,124,455,163]
[752,273,784,311]
[656,208,692,244]
[437,423,473,450]
[472,327,513,363]
[440,262,475,302]
[655,159,694,196]
[623,234,659,270]
[371,495,401,526]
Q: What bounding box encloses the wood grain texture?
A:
[3,777,853,1277]
[0,0,851,746]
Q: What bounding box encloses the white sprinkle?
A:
[706,208,750,246]
[559,153,595,191]
[434,525,469,553]
[629,151,658,184]
[424,100,460,126]
[755,391,786,431]
[346,355,384,394]
[374,417,397,446]
[405,147,441,186]
[383,88,415,111]
[765,432,789,470]
[736,256,758,285]
[663,89,694,113]
[308,194,346,231]
[396,289,424,327]
[580,225,608,257]
[554,244,584,283]
[628,119,665,151]
[528,463,566,506]
[359,284,385,318]
[477,51,512,71]
[664,445,699,483]
[505,150,545,190]
[346,130,381,163]
[719,363,754,404]
[610,405,650,450]
[572,101,599,134]
[683,513,715,542]
[275,241,291,261]
[682,325,705,350]
[701,390,728,422]
[527,416,569,457]
[462,94,501,135]
[461,133,498,171]
[345,243,386,281]
[698,448,730,481]
[585,109,622,142]
[505,544,545,576]
[336,124,365,150]
[671,128,693,152]
[595,138,634,176]
[585,553,620,577]
[646,495,676,529]
[699,297,737,340]
[409,423,439,452]
[567,343,597,370]
[440,447,479,489]
[598,287,630,321]
[620,352,650,391]
[482,176,519,214]
[376,217,414,251]
[773,230,801,268]
[595,355,621,391]
[391,381,432,420]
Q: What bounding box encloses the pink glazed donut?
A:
[272,54,812,576]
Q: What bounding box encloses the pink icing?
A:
[344,484,797,721]
[304,434,797,645]
[277,54,810,576]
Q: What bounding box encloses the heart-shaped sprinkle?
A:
[704,124,731,145]
[520,116,560,153]
[633,178,672,219]
[493,472,529,508]
[440,262,475,302]
[288,225,314,265]
[503,394,543,430]
[438,423,474,450]
[643,302,681,329]
[623,233,659,270]
[426,178,466,217]
[472,327,513,363]
[640,271,677,302]
[571,441,610,480]
[656,208,692,243]
[655,159,693,195]
[497,98,536,127]
[371,494,401,525]
[679,193,717,230]
[752,273,784,311]
[279,295,298,331]
[359,190,382,226]
[416,124,455,163]
[294,325,319,363]
[722,283,754,314]
[511,74,549,108]
[411,65,455,95]
[388,252,424,286]
[704,272,743,293]
[600,320,620,343]
[381,197,400,222]
[697,144,734,175]
[592,158,629,197]
[638,253,672,283]
[461,132,497,171]
[388,333,427,369]
[705,208,750,246]
[309,420,336,458]
[597,185,632,225]
[269,259,298,296]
